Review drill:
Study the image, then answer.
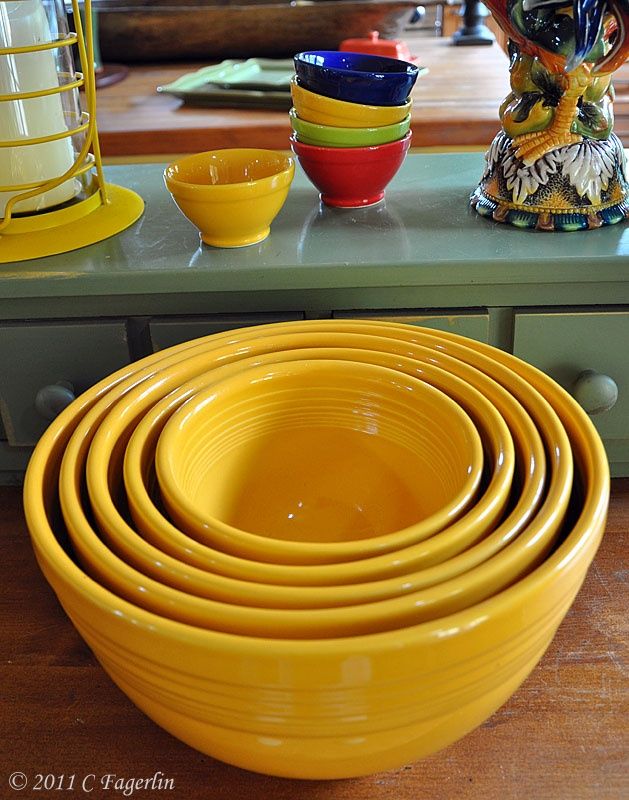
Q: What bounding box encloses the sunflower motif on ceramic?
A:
[471,0,629,231]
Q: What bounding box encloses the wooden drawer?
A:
[0,321,131,447]
[149,312,305,352]
[513,311,629,461]
[332,310,490,342]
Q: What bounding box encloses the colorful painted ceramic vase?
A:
[471,0,629,231]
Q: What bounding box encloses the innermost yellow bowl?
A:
[185,425,450,543]
[156,359,483,560]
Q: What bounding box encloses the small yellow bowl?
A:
[290,77,412,129]
[155,358,484,564]
[164,148,294,248]
[81,327,536,590]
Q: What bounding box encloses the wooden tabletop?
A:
[2,480,627,799]
[95,37,629,158]
[95,38,513,157]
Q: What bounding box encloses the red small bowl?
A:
[290,131,412,208]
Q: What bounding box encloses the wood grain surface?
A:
[94,37,629,158]
[2,480,627,799]
[94,38,511,156]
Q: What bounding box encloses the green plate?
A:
[157,58,294,109]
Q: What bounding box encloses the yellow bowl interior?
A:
[156,358,483,551]
[51,325,571,637]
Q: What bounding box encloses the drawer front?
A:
[149,312,305,352]
[332,311,490,342]
[0,321,131,446]
[512,311,629,443]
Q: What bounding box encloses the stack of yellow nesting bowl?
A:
[290,51,421,207]
[24,319,609,779]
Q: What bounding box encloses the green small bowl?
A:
[289,107,411,148]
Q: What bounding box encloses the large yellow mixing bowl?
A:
[23,319,608,777]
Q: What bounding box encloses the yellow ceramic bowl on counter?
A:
[155,358,484,564]
[164,148,294,247]
[23,317,609,777]
[290,76,412,128]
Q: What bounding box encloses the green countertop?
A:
[1,153,628,317]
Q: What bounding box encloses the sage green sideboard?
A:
[1,154,628,482]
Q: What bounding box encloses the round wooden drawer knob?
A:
[572,370,618,415]
[35,381,76,421]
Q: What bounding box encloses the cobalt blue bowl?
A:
[293,51,419,107]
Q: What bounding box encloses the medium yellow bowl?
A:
[164,148,294,248]
[57,329,567,636]
[119,341,537,604]
[82,347,504,576]
[155,358,484,563]
[82,335,514,582]
[290,77,412,129]
[23,322,609,778]
[80,326,549,590]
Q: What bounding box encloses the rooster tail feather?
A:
[566,0,607,70]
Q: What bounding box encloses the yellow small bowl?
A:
[290,77,412,129]
[81,328,536,590]
[164,148,294,248]
[155,358,484,564]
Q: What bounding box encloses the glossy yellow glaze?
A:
[119,329,565,584]
[290,77,412,129]
[156,358,483,559]
[118,337,546,589]
[164,149,294,247]
[89,340,519,585]
[22,320,609,778]
[67,326,563,595]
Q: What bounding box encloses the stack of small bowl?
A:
[24,318,609,780]
[290,51,419,207]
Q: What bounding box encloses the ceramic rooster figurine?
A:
[471,0,629,230]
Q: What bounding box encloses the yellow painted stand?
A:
[0,1,143,264]
[0,183,144,263]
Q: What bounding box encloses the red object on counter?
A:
[290,131,412,208]
[338,31,418,63]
